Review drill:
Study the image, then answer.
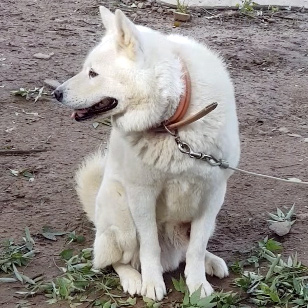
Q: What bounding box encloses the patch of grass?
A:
[268,204,295,223]
[11,87,48,103]
[0,228,39,286]
[233,237,308,307]
[9,168,35,182]
[176,0,189,14]
[171,237,307,307]
[236,0,257,15]
[172,277,241,307]
[2,231,307,307]
[0,228,35,275]
[66,231,85,244]
[22,248,135,307]
[93,118,112,129]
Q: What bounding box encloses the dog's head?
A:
[54,7,183,132]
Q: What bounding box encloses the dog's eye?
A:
[89,69,98,78]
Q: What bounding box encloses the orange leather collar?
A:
[163,61,191,129]
[154,60,217,132]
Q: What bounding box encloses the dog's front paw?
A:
[186,277,214,298]
[120,269,142,296]
[204,252,229,279]
[141,273,166,301]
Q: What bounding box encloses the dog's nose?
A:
[54,89,63,102]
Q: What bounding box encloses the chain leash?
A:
[163,125,308,185]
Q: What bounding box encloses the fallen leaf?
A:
[10,169,19,176]
[41,226,67,241]
[33,52,54,59]
[92,122,99,129]
[287,133,302,138]
[60,249,74,261]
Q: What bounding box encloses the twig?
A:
[274,15,301,21]
[205,10,239,19]
[201,8,216,16]
[0,149,47,155]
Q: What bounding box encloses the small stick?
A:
[0,149,47,155]
[201,8,216,16]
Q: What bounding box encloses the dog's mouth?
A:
[71,98,118,122]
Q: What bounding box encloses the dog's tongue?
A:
[71,109,88,119]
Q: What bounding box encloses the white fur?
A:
[58,7,240,301]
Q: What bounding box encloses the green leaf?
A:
[60,249,74,261]
[190,286,202,305]
[285,203,295,220]
[276,207,284,217]
[172,277,180,291]
[103,300,111,308]
[183,291,190,305]
[46,298,58,304]
[265,239,282,253]
[10,169,19,176]
[197,295,217,307]
[126,297,136,305]
[20,273,36,285]
[41,226,67,241]
[0,277,17,283]
[12,264,23,283]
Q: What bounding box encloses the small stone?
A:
[131,13,138,19]
[33,52,54,60]
[269,221,292,237]
[304,138,308,143]
[267,18,275,23]
[145,2,152,8]
[278,126,290,133]
[44,79,61,89]
[137,2,145,8]
[54,18,67,23]
[287,133,302,138]
[157,7,164,13]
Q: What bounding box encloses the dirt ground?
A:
[0,0,307,307]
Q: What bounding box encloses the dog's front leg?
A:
[127,185,166,301]
[185,182,227,297]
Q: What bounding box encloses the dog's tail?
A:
[75,150,106,223]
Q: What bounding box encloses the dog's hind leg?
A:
[113,262,142,296]
[204,251,229,279]
[94,179,138,269]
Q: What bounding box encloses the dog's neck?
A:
[152,59,191,132]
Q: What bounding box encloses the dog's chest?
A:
[156,177,204,223]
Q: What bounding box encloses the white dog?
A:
[54,6,240,301]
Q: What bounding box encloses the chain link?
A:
[164,125,229,169]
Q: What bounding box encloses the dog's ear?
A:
[99,6,115,30]
[114,9,142,60]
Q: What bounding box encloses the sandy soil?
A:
[0,0,307,307]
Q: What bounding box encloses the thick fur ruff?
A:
[58,6,240,301]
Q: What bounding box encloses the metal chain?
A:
[164,125,229,168]
[164,125,308,185]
